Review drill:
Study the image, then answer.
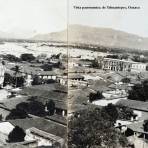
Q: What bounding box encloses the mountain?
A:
[31,25,148,50]
[0,31,18,39]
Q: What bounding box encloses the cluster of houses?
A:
[0,54,68,147]
[0,48,147,148]
[68,54,148,148]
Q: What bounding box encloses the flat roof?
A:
[104,58,147,65]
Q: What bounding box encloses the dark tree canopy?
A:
[3,73,12,87]
[132,55,148,63]
[3,72,25,88]
[89,91,104,103]
[6,108,28,120]
[41,63,53,71]
[106,54,119,59]
[91,59,102,69]
[13,77,25,87]
[51,53,61,59]
[16,102,29,112]
[32,75,42,85]
[128,80,148,101]
[11,65,20,73]
[46,100,55,115]
[8,126,26,143]
[0,114,2,121]
[20,53,35,62]
[121,77,131,83]
[102,103,119,122]
[27,101,46,116]
[68,107,128,148]
[3,54,20,62]
[16,100,46,117]
[6,100,46,119]
[117,106,135,121]
[143,120,148,132]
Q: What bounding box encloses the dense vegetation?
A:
[6,99,56,120]
[128,80,148,101]
[68,106,128,148]
[89,91,104,102]
[3,73,25,87]
[8,126,26,143]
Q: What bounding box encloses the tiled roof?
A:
[127,121,148,134]
[19,84,67,110]
[116,99,148,112]
[9,118,67,139]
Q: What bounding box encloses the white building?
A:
[102,58,147,72]
[25,127,65,147]
[0,122,14,143]
[0,62,6,87]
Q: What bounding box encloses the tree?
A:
[14,77,25,87]
[46,100,55,115]
[11,65,25,87]
[106,54,119,59]
[132,55,148,63]
[6,108,28,120]
[20,53,35,62]
[27,101,46,116]
[3,54,20,62]
[68,108,128,148]
[41,64,52,71]
[121,77,131,83]
[0,114,2,121]
[51,53,61,59]
[120,54,129,60]
[146,65,148,71]
[102,103,118,122]
[142,120,148,139]
[12,100,46,117]
[132,55,140,62]
[117,106,134,120]
[13,65,20,88]
[3,67,25,88]
[32,75,42,85]
[8,126,26,143]
[3,73,12,87]
[89,91,104,103]
[143,120,148,132]
[91,59,102,69]
[16,102,29,112]
[128,80,148,101]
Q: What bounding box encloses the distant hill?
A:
[0,31,19,39]
[32,24,148,50]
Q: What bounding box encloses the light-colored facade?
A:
[0,122,14,143]
[102,58,147,72]
[0,62,6,86]
[25,127,65,148]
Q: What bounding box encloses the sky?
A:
[69,0,148,37]
[0,0,67,38]
[0,0,148,38]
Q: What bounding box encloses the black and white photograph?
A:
[68,0,148,148]
[0,0,147,148]
[0,0,67,147]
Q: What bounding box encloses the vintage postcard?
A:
[0,0,147,148]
